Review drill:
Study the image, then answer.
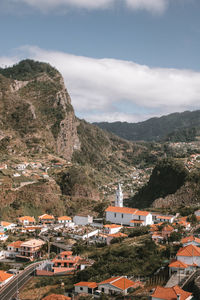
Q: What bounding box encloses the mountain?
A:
[0,59,145,219]
[94,110,200,142]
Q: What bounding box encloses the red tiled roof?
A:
[134,210,150,216]
[105,206,138,214]
[0,271,13,282]
[162,225,174,232]
[74,282,97,288]
[58,216,72,221]
[39,214,54,220]
[169,260,188,269]
[99,277,137,291]
[18,216,35,222]
[130,220,144,224]
[177,244,200,257]
[8,240,23,248]
[181,236,200,244]
[104,224,122,228]
[151,285,192,300]
[108,232,128,238]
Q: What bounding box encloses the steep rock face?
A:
[0,60,80,160]
[152,181,200,208]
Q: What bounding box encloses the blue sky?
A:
[1,0,200,122]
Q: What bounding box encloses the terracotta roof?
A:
[177,244,200,257]
[8,240,23,248]
[59,251,73,256]
[18,216,35,222]
[42,294,71,300]
[104,224,122,228]
[39,214,54,220]
[181,236,200,244]
[1,221,12,227]
[58,216,72,221]
[130,220,144,224]
[151,285,192,300]
[156,215,173,220]
[0,270,13,282]
[134,210,150,216]
[74,281,97,288]
[105,206,138,214]
[108,232,128,238]
[162,225,174,232]
[99,276,136,291]
[21,239,45,248]
[169,260,188,268]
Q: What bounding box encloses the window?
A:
[114,213,116,218]
[80,287,83,291]
[101,288,105,292]
[139,216,140,220]
[121,214,123,218]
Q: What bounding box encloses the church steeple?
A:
[115,183,123,207]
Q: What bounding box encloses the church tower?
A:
[115,183,123,207]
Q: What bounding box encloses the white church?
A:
[105,184,152,226]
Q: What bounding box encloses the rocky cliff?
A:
[0,59,80,161]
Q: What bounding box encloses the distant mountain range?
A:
[94,110,200,142]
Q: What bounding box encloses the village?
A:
[0,183,199,300]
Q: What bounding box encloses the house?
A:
[151,232,164,243]
[98,276,142,295]
[161,225,174,239]
[18,216,36,226]
[0,221,16,231]
[58,216,72,224]
[107,232,128,245]
[39,214,55,224]
[151,285,192,300]
[74,282,97,294]
[176,244,200,266]
[0,232,8,241]
[0,164,7,170]
[0,270,13,287]
[105,206,152,226]
[153,214,175,224]
[42,294,71,300]
[73,215,93,226]
[181,236,200,247]
[104,224,122,235]
[168,260,196,275]
[52,251,81,271]
[20,239,45,259]
[7,241,23,258]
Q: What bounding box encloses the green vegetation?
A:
[0,59,58,81]
[94,110,200,142]
[74,236,169,283]
[128,158,189,208]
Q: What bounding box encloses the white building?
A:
[0,271,13,287]
[105,206,152,226]
[115,184,123,207]
[176,244,200,266]
[0,221,16,231]
[104,224,122,235]
[152,213,175,224]
[181,236,200,247]
[98,276,142,295]
[73,215,93,226]
[195,210,200,217]
[74,282,97,294]
[58,216,72,224]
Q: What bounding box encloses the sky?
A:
[0,0,200,123]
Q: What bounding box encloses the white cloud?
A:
[2,45,200,123]
[126,0,167,14]
[4,0,175,14]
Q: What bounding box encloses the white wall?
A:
[106,211,133,226]
[177,255,200,266]
[73,215,93,225]
[75,286,93,294]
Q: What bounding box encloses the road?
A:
[0,262,41,300]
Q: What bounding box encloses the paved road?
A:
[0,262,41,300]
